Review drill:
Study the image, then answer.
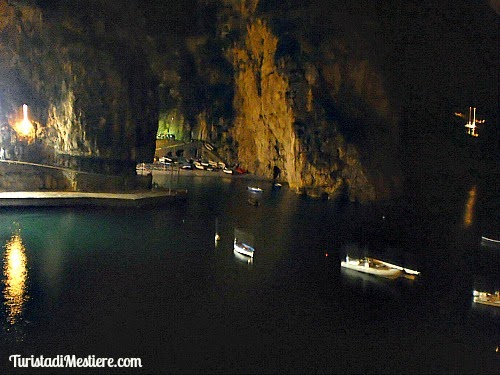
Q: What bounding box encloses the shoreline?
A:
[140,164,283,183]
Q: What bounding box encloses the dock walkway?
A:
[0,189,187,208]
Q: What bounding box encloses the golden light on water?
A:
[3,228,29,325]
[463,185,477,227]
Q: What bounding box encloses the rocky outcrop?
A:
[216,3,400,201]
[0,0,158,165]
[0,0,403,200]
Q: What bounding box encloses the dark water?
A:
[0,175,498,373]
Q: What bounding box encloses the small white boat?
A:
[341,256,402,279]
[248,186,263,193]
[473,290,500,308]
[223,168,233,174]
[234,239,255,258]
[481,236,500,249]
[215,218,221,243]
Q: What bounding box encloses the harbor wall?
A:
[0,161,151,192]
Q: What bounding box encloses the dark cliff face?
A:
[174,1,403,200]
[0,0,158,162]
[0,0,495,199]
[173,0,497,201]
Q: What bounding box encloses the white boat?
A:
[341,256,402,279]
[481,236,500,249]
[247,186,263,193]
[473,290,500,308]
[223,168,233,174]
[234,240,255,258]
[194,162,204,170]
[214,217,221,243]
[376,259,421,278]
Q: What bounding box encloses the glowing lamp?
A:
[13,104,35,138]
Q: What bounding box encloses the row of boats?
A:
[341,255,499,308]
[231,185,498,309]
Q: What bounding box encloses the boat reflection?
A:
[340,267,400,297]
[233,249,254,268]
[3,226,29,326]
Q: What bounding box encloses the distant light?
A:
[325,253,328,257]
[13,103,35,138]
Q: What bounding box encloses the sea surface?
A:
[0,173,498,373]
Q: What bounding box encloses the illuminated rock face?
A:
[223,14,400,201]
[0,0,401,200]
[0,1,158,163]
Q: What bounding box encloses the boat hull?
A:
[480,236,500,249]
[234,242,254,258]
[473,291,500,308]
[473,298,500,308]
[341,259,402,279]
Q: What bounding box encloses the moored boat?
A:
[480,236,500,249]
[473,290,500,308]
[234,228,255,258]
[248,186,263,193]
[341,256,402,279]
[234,239,255,258]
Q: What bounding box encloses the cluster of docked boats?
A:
[193,159,233,174]
[340,256,420,280]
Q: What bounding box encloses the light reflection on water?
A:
[2,225,29,327]
[233,249,254,268]
[0,176,496,373]
[463,185,477,227]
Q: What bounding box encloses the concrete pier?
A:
[0,189,187,208]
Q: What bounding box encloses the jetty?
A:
[0,189,187,208]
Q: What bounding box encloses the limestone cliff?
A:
[0,0,158,167]
[209,2,401,201]
[0,0,403,200]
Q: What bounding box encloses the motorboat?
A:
[214,218,221,243]
[341,256,403,279]
[473,290,500,308]
[223,168,233,174]
[234,239,255,258]
[480,236,500,249]
[248,186,263,193]
[375,259,420,279]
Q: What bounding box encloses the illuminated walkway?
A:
[0,189,187,207]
